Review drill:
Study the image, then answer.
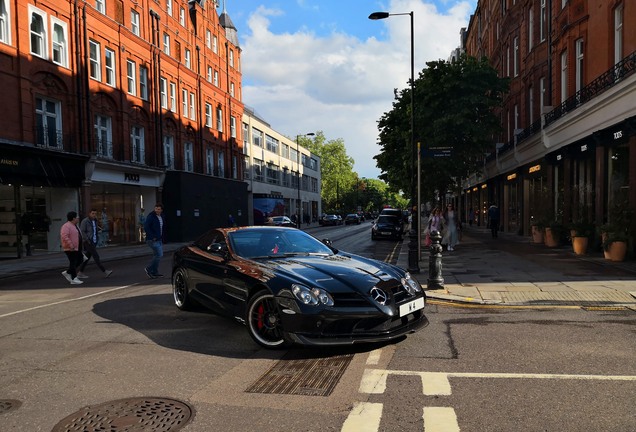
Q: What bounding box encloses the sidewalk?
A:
[398,225,636,308]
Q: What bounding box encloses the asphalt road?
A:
[1,225,634,431]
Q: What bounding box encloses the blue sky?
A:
[224,0,478,179]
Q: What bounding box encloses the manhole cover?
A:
[51,397,193,432]
[0,399,22,415]
[246,352,353,396]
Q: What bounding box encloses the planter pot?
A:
[601,232,610,260]
[531,225,544,244]
[544,227,560,248]
[606,241,627,262]
[572,236,588,255]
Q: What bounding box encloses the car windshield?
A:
[377,215,398,224]
[228,228,334,259]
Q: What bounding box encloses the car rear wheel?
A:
[172,268,193,311]
[247,290,288,349]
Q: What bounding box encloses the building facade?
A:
[242,107,322,225]
[0,0,245,257]
[461,0,636,243]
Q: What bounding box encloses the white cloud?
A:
[241,0,476,178]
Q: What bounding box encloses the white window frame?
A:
[206,29,211,49]
[131,125,145,163]
[51,18,68,67]
[230,82,235,97]
[163,135,175,169]
[206,148,214,175]
[182,89,188,118]
[539,77,546,108]
[169,82,176,112]
[130,9,140,36]
[614,5,623,65]
[217,151,225,177]
[213,35,218,53]
[127,59,137,96]
[89,40,101,81]
[166,0,172,17]
[105,48,116,86]
[160,77,167,109]
[189,92,196,120]
[94,114,113,158]
[184,142,193,172]
[29,6,47,59]
[528,6,534,52]
[229,49,234,67]
[213,70,219,87]
[216,107,223,132]
[1,0,12,45]
[185,49,191,68]
[205,103,212,127]
[163,33,170,55]
[513,36,519,77]
[179,7,185,26]
[207,66,213,82]
[575,38,584,92]
[96,0,105,14]
[139,65,148,100]
[35,96,62,148]
[230,116,236,138]
[528,86,534,124]
[540,0,546,42]
[560,50,568,103]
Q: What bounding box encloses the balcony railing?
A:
[131,147,145,164]
[34,126,63,149]
[96,138,113,159]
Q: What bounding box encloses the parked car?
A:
[322,214,339,226]
[265,215,295,227]
[379,208,406,233]
[172,226,428,348]
[372,215,404,240]
[344,213,361,225]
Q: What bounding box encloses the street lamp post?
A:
[369,11,419,273]
[296,132,315,228]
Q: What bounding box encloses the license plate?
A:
[399,297,425,317]
[381,231,392,235]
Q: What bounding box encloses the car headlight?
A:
[402,272,422,294]
[292,284,334,306]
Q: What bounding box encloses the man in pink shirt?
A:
[60,211,84,285]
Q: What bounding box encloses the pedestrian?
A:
[488,202,500,238]
[425,207,444,246]
[143,203,165,278]
[442,203,460,251]
[227,214,236,227]
[60,211,84,285]
[77,209,113,278]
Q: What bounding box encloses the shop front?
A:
[0,144,87,258]
[86,161,165,246]
[503,171,521,235]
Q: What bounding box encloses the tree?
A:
[375,55,509,198]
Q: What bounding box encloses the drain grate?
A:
[51,397,193,432]
[246,352,353,396]
[0,399,22,416]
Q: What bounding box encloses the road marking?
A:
[366,348,382,365]
[0,284,140,318]
[341,402,383,432]
[360,368,636,396]
[423,407,460,432]
[384,243,401,264]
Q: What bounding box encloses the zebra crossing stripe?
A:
[341,401,383,431]
[423,407,460,432]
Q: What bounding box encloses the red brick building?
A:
[0,0,246,257]
[462,0,636,248]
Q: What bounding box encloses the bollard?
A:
[427,229,444,289]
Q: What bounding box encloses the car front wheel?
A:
[172,268,193,311]
[247,290,288,349]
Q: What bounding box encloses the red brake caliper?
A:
[257,304,265,329]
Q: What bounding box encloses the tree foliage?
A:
[374,55,509,199]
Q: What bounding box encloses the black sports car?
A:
[172,226,428,348]
[372,215,403,240]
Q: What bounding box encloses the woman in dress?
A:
[442,203,460,251]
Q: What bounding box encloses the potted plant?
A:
[569,219,594,255]
[530,218,546,244]
[544,221,564,248]
[603,230,629,261]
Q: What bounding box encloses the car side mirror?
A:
[321,238,332,246]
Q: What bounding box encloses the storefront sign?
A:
[124,173,140,182]
[1,158,18,166]
[507,173,517,181]
[613,130,623,140]
[556,154,562,161]
[580,144,588,152]
[481,184,487,189]
[528,164,541,174]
